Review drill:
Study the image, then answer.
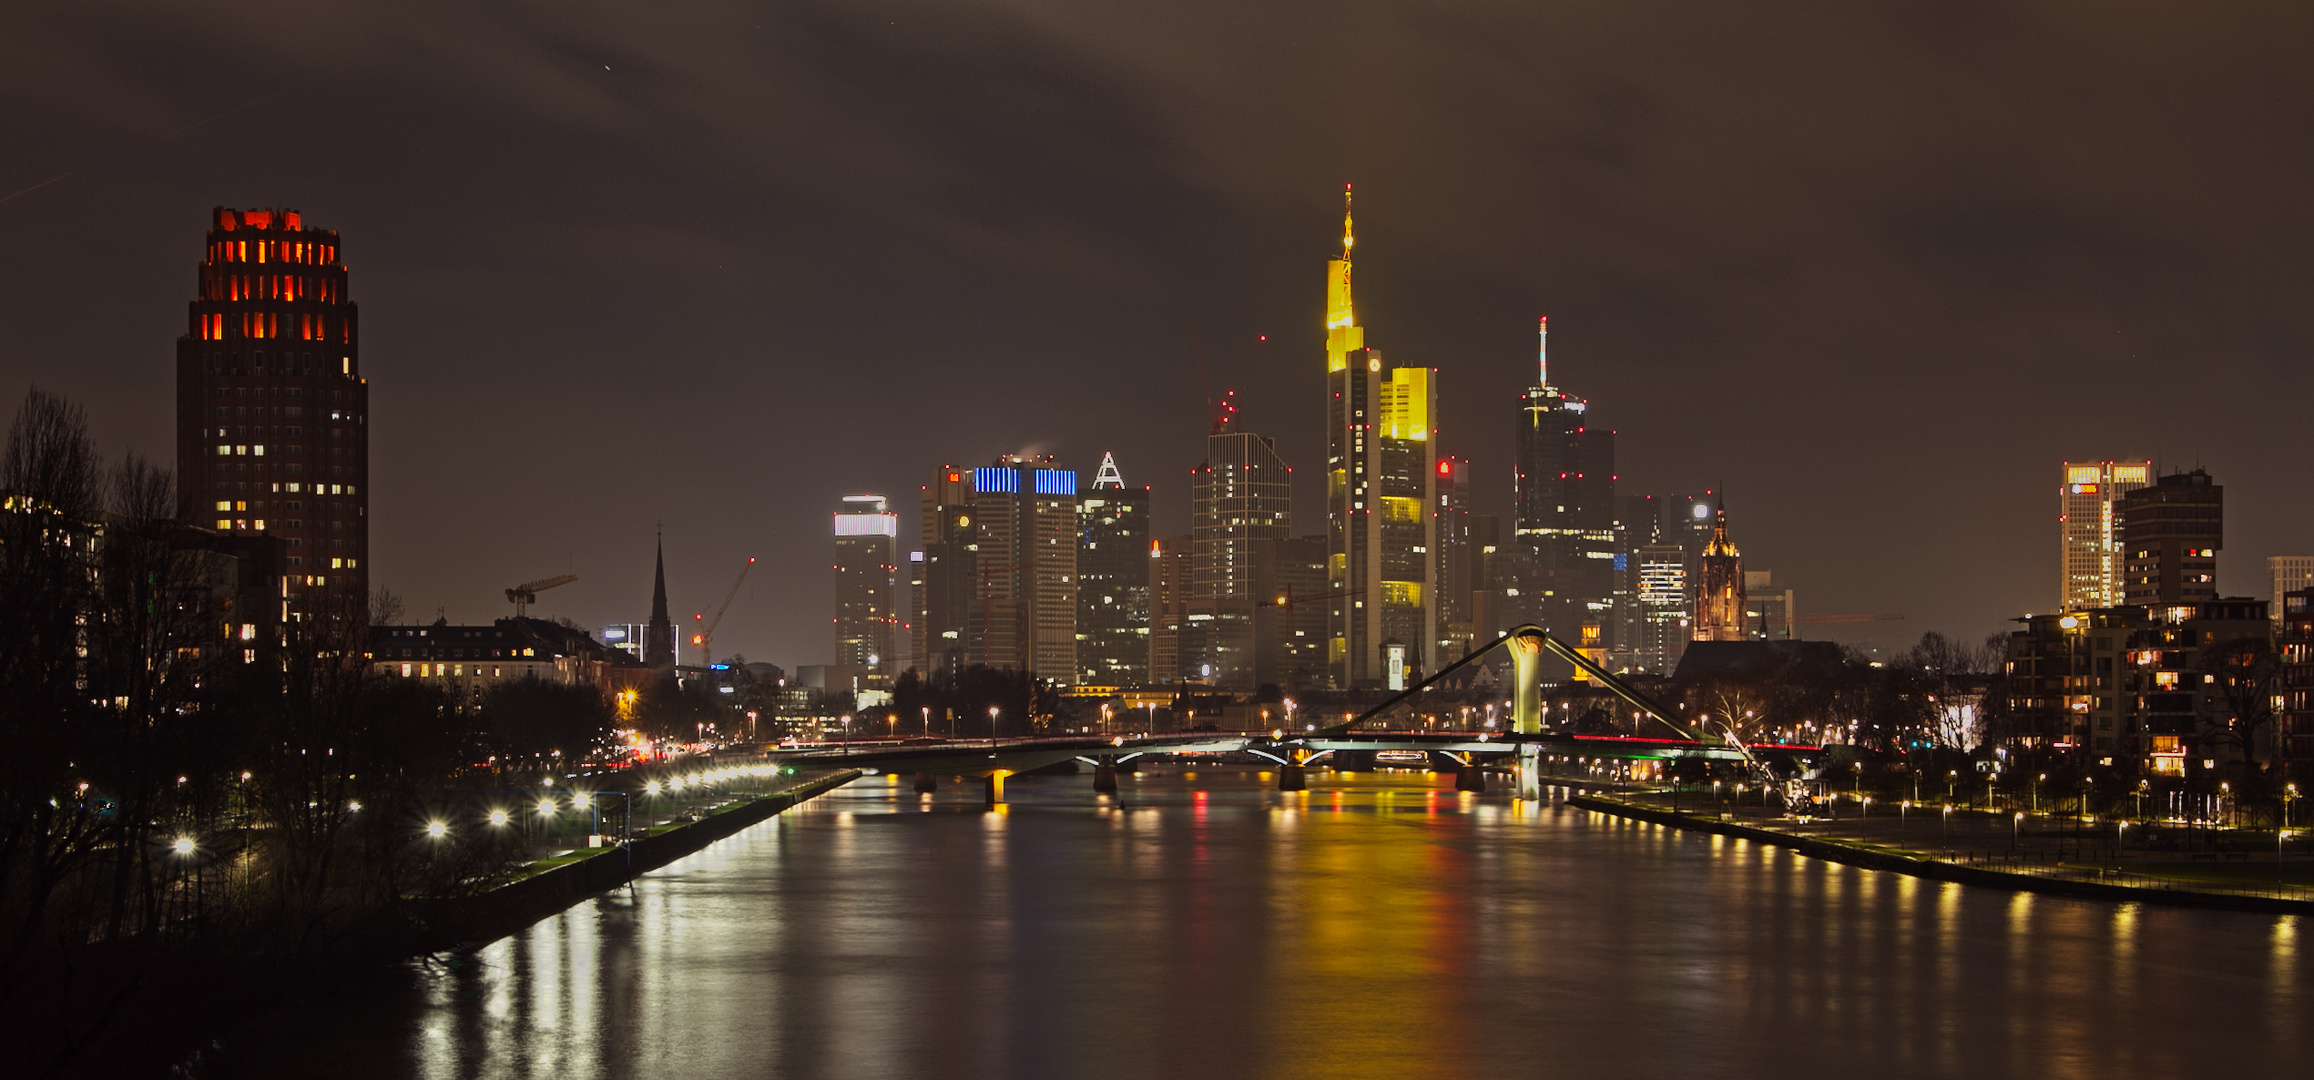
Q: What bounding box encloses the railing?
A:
[1940,848,2314,904]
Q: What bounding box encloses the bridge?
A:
[765,625,1824,804]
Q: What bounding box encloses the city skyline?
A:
[7,4,2314,669]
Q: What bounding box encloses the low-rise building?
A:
[370,617,648,705]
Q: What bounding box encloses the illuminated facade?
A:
[174,206,367,620]
[1514,316,1617,640]
[2119,468,2222,605]
[1693,508,1746,642]
[1191,430,1293,689]
[833,495,899,675]
[2059,460,2152,610]
[1633,543,1689,674]
[1077,453,1151,686]
[2281,589,2314,772]
[964,457,1080,683]
[1323,189,1438,688]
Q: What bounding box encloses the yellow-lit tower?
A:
[1324,186,1439,690]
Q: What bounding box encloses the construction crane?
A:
[505,573,577,617]
[690,557,756,668]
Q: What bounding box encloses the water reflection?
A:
[221,772,2310,1079]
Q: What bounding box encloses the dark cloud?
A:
[3,0,2311,663]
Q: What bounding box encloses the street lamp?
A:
[172,836,196,856]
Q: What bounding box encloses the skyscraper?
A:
[833,495,898,675]
[1434,454,1474,656]
[1191,429,1293,689]
[1323,188,1438,688]
[1077,453,1151,686]
[1513,317,1616,640]
[1694,508,1746,642]
[2120,468,2222,606]
[964,456,1080,682]
[2060,460,2153,610]
[175,206,367,620]
[645,536,676,671]
[917,465,973,677]
[1149,534,1192,683]
[1634,544,1689,673]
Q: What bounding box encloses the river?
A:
[213,768,2312,1078]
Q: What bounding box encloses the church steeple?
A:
[645,533,676,670]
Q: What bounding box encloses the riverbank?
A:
[1568,792,2314,915]
[406,768,861,949]
[137,769,861,1080]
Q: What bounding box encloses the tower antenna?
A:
[1538,315,1549,387]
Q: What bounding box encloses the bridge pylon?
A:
[1093,758,1118,794]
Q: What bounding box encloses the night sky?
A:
[4,1,2311,668]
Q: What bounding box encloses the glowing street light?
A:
[426,821,448,839]
[488,809,510,827]
[172,836,196,856]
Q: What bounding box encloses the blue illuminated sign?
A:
[1033,469,1077,496]
[1612,553,1628,572]
[973,467,1020,494]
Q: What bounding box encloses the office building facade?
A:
[962,457,1080,683]
[2119,468,2222,605]
[833,495,899,674]
[1191,430,1293,689]
[1514,316,1616,640]
[1077,453,1151,686]
[2060,460,2153,610]
[174,206,368,621]
[1323,192,1438,688]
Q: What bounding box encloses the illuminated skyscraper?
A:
[1635,543,1689,673]
[2120,468,2222,606]
[1434,455,1474,655]
[833,495,899,674]
[1513,317,1616,640]
[1077,453,1151,686]
[175,206,367,620]
[1323,188,1438,688]
[1694,508,1746,642]
[2059,460,2152,610]
[964,456,1080,683]
[1191,428,1293,689]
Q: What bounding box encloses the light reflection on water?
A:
[221,772,2311,1079]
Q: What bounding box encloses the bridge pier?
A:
[1277,764,1307,791]
[1093,761,1118,794]
[1455,762,1487,793]
[983,771,1006,806]
[1516,743,1543,801]
[913,772,938,794]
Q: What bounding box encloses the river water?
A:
[217,769,2311,1079]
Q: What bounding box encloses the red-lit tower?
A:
[175,207,368,622]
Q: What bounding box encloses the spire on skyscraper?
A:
[1537,315,1550,388]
